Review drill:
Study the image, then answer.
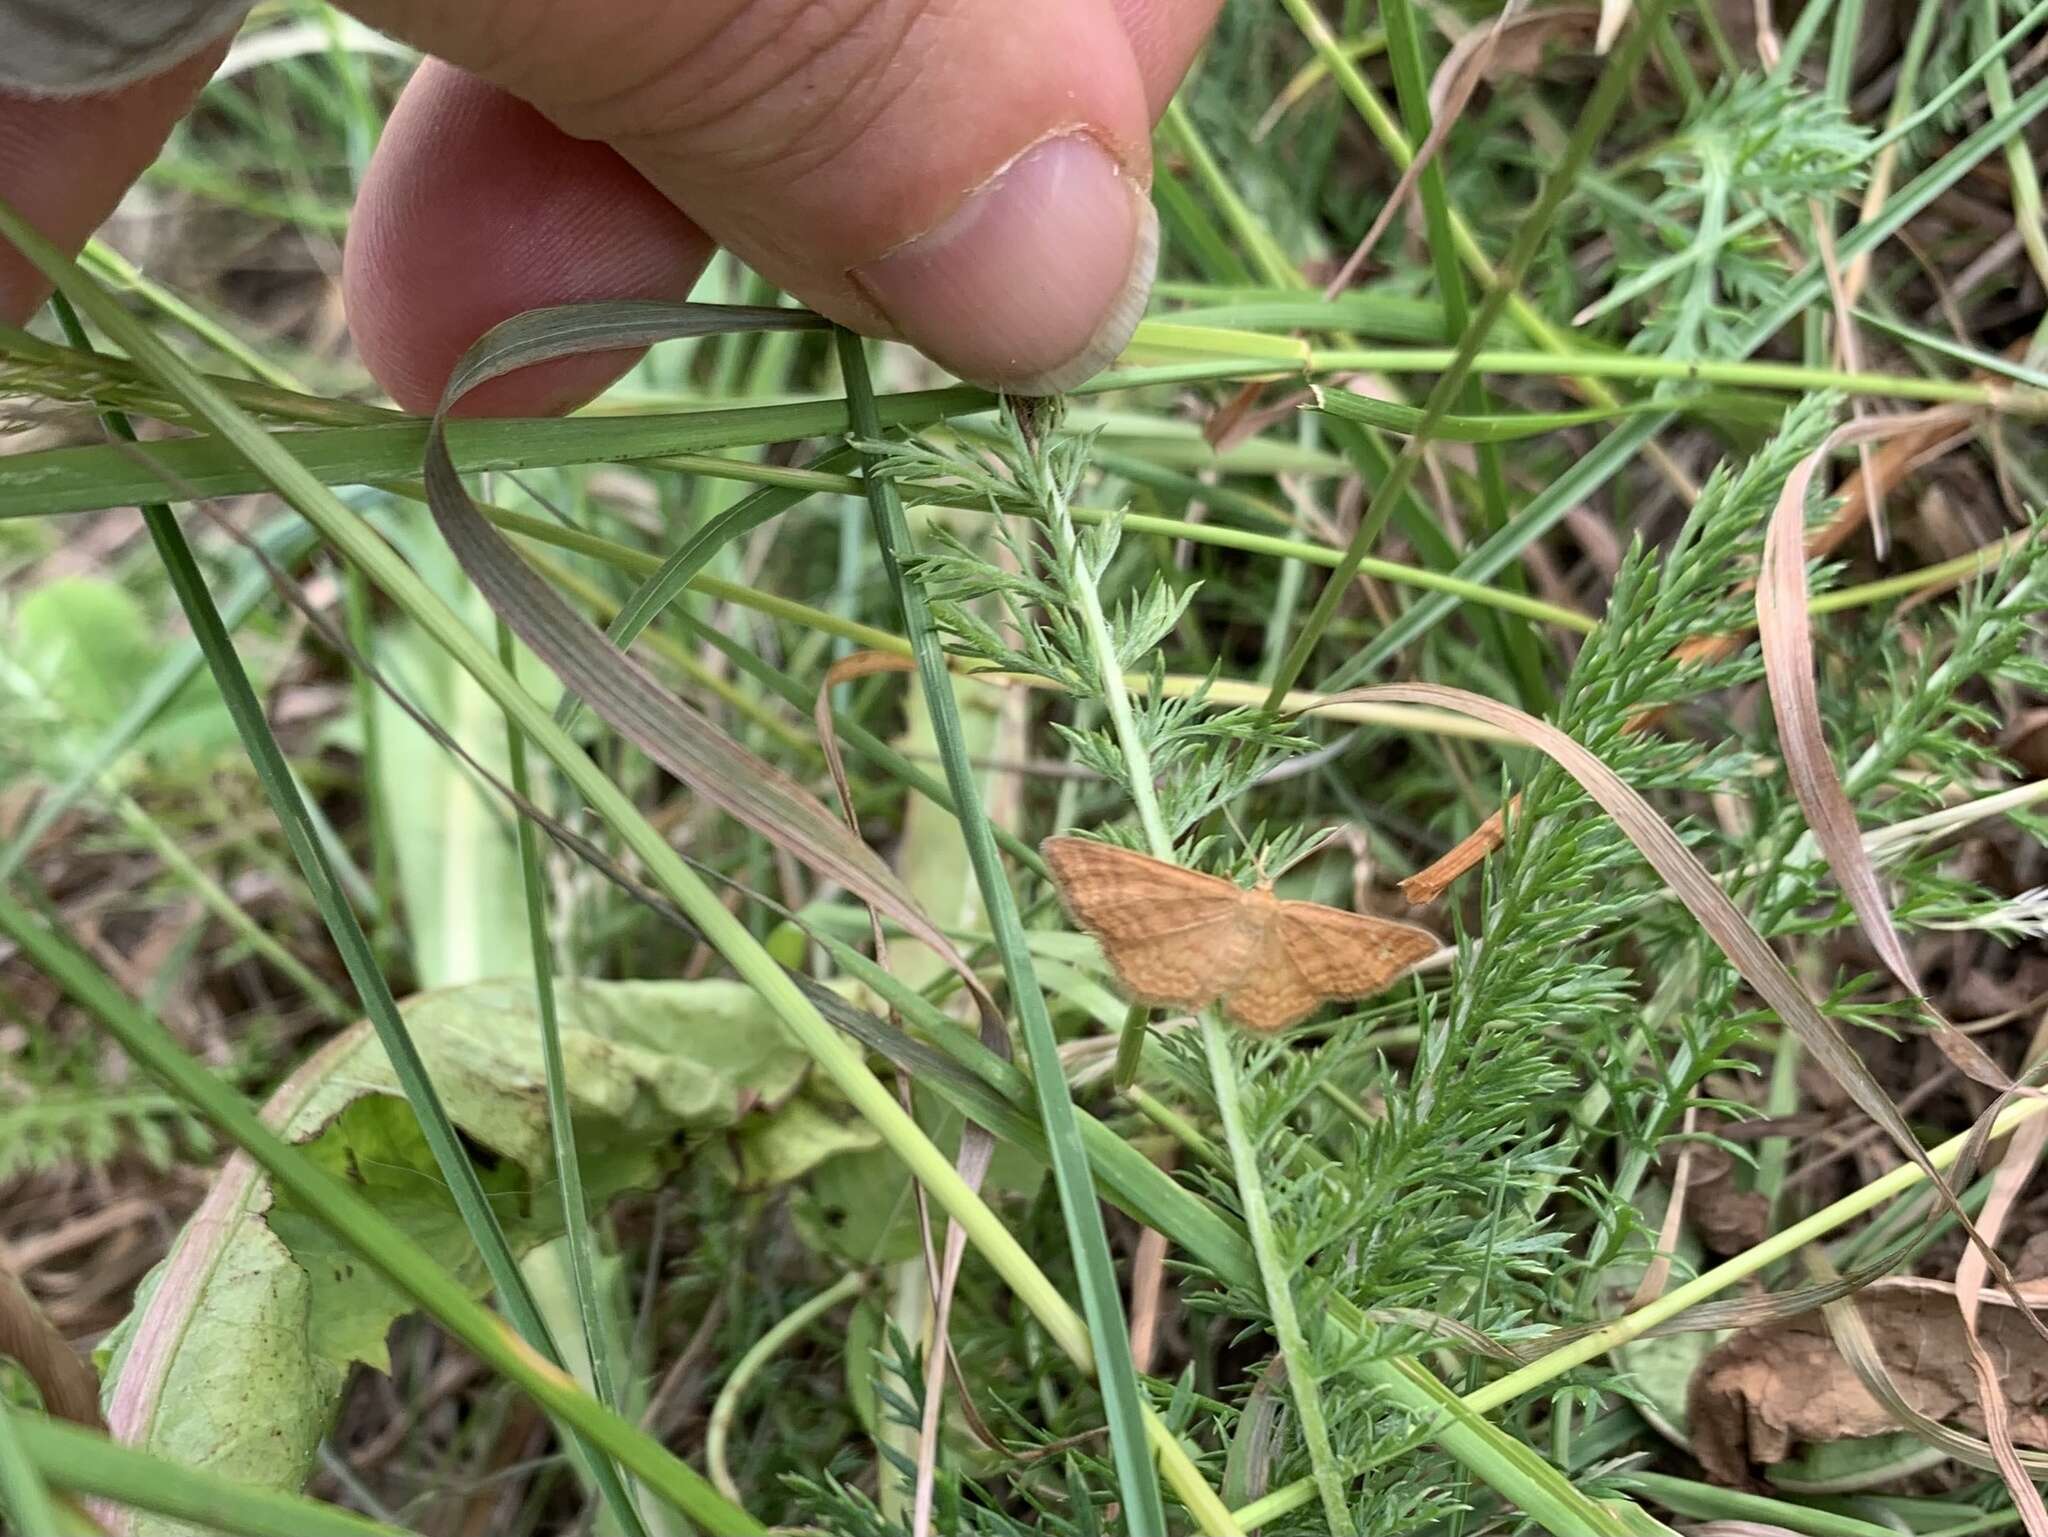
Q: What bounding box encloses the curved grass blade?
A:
[422,305,998,1009]
[441,299,825,370]
[1756,410,2014,1087]
[1311,682,2044,1314]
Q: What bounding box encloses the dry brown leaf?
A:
[1041,836,1438,1032]
[1310,683,2044,1318]
[1757,409,2013,1092]
[1204,380,1319,454]
[1403,409,1980,906]
[1689,1283,2048,1486]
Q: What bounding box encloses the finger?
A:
[0,45,224,323]
[344,0,1159,392]
[1109,0,1227,115]
[342,61,715,415]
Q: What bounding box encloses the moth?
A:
[1042,836,1438,1033]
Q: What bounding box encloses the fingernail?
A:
[852,133,1156,394]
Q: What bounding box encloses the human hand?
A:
[0,0,1223,413]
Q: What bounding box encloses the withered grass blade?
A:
[422,301,992,1006]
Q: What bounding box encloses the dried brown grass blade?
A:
[1403,408,1979,904]
[1626,1105,1697,1310]
[1951,1016,2048,1535]
[1756,410,2012,1090]
[1401,799,1513,904]
[1324,0,1545,297]
[1128,1221,1171,1374]
[421,303,991,1007]
[0,1260,101,1430]
[1307,682,2044,1316]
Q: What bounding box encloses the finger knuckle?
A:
[553,0,936,179]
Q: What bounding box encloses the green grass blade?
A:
[0,1401,61,1537]
[1261,0,1674,708]
[837,328,1168,1537]
[26,251,675,1537]
[0,388,991,522]
[500,615,630,1435]
[15,1415,409,1537]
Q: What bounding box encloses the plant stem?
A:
[706,1272,867,1504]
[1057,453,1356,1535]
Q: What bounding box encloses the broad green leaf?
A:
[98,977,810,1534]
[9,578,233,764]
[736,1096,881,1190]
[15,578,157,730]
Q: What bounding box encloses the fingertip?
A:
[0,46,223,323]
[851,132,1157,393]
[343,61,715,416]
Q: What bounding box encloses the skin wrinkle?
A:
[603,0,930,174]
[4,0,1224,400]
[755,14,929,186]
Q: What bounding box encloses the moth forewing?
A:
[1041,835,1438,1033]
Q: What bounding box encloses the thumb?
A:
[346,0,1159,392]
